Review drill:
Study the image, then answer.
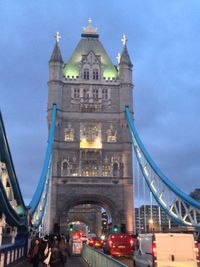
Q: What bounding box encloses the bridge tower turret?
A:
[119,43,133,85]
[48,33,63,110]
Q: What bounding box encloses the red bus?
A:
[103,234,134,257]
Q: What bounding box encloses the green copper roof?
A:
[63,36,117,79]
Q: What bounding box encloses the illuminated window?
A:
[83,169,89,176]
[83,69,89,80]
[93,69,99,80]
[64,126,74,142]
[103,165,110,176]
[82,165,98,176]
[93,89,98,100]
[92,166,98,176]
[107,125,117,142]
[73,88,80,99]
[102,89,108,100]
[80,123,102,149]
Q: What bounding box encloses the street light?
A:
[149,218,153,232]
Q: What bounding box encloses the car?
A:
[133,232,199,267]
[87,237,103,249]
[103,233,134,257]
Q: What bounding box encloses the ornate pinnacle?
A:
[121,34,127,46]
[55,32,61,43]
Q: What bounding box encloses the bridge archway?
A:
[54,194,122,236]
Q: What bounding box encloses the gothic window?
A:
[91,165,98,176]
[82,163,98,176]
[93,88,98,100]
[83,89,89,100]
[107,125,117,142]
[64,125,74,142]
[73,88,80,99]
[83,169,89,177]
[61,157,78,176]
[84,126,98,141]
[113,162,119,177]
[102,165,110,177]
[83,68,89,80]
[61,160,69,176]
[80,123,102,149]
[102,89,108,100]
[93,69,99,80]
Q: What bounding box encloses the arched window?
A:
[113,162,119,177]
[61,161,69,176]
[83,69,89,80]
[93,69,99,80]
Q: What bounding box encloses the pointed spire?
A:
[49,42,63,63]
[49,32,63,63]
[120,44,132,67]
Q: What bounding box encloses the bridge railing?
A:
[82,244,128,267]
[0,239,27,267]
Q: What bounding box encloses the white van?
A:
[133,233,199,267]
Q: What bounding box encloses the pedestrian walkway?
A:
[14,256,89,267]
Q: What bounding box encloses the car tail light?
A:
[152,241,157,260]
[130,239,134,246]
[109,240,113,247]
[90,240,94,244]
[194,241,199,261]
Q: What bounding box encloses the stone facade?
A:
[47,22,134,234]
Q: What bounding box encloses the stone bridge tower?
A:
[47,21,134,234]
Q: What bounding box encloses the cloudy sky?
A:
[0,0,200,204]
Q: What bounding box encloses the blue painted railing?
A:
[0,237,28,267]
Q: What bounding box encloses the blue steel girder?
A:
[0,180,27,227]
[0,111,26,211]
[0,110,27,228]
[29,104,56,229]
[125,106,200,231]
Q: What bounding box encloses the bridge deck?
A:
[14,256,89,267]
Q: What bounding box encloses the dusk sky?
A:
[0,1,200,204]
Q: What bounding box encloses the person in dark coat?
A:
[49,243,63,267]
[39,235,50,266]
[58,238,68,266]
[28,237,41,267]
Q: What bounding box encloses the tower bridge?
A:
[48,20,134,235]
[0,21,200,266]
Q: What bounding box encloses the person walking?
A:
[40,235,51,267]
[28,237,41,267]
[49,243,63,267]
[58,238,68,267]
